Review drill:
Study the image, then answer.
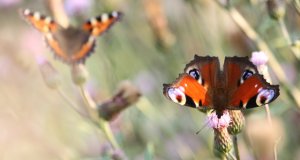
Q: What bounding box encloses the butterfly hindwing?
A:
[163,73,209,108]
[224,57,279,109]
[163,55,220,109]
[228,74,279,109]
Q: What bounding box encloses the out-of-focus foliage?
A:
[0,0,299,159]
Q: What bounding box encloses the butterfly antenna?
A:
[195,120,210,135]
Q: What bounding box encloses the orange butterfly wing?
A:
[224,57,279,109]
[163,56,220,109]
[21,9,122,64]
[163,73,209,108]
[82,11,122,36]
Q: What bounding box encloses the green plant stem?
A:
[57,88,81,115]
[227,152,237,160]
[57,87,100,127]
[233,135,240,160]
[78,85,120,149]
[100,120,120,149]
[264,104,273,128]
[221,5,281,160]
[278,19,300,60]
[222,6,300,108]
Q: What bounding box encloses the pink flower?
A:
[35,54,48,65]
[206,111,231,129]
[0,0,21,7]
[21,30,46,58]
[64,0,92,16]
[250,51,269,66]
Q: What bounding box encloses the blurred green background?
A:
[0,0,300,159]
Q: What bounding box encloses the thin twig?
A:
[57,88,82,115]
[227,152,237,160]
[232,135,240,160]
[47,0,69,28]
[264,104,273,128]
[99,120,120,149]
[57,87,98,127]
[78,85,120,149]
[78,86,97,119]
[273,136,281,160]
[278,19,300,60]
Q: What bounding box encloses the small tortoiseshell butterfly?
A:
[21,9,122,64]
[163,55,280,118]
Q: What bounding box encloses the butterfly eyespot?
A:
[240,69,254,84]
[188,68,204,85]
[256,89,275,106]
[167,88,186,105]
[188,69,199,79]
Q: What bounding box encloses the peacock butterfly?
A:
[163,55,280,118]
[20,9,122,64]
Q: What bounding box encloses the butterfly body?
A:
[21,9,122,64]
[163,55,280,118]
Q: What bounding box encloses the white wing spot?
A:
[254,84,258,88]
[33,12,41,20]
[112,11,118,17]
[45,17,52,24]
[24,9,30,15]
[167,88,186,105]
[90,18,97,25]
[101,14,109,22]
[179,86,185,92]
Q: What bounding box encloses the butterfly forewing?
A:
[184,55,220,89]
[82,11,122,36]
[224,57,279,109]
[223,57,258,92]
[21,9,58,34]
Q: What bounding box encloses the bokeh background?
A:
[0,0,300,159]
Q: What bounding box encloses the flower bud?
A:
[217,0,230,8]
[267,0,286,20]
[71,63,89,85]
[250,51,268,67]
[38,57,61,89]
[227,110,245,135]
[99,143,128,160]
[98,81,141,121]
[250,51,271,82]
[292,40,300,48]
[214,127,233,155]
[111,149,127,160]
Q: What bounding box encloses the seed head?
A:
[71,64,89,85]
[227,110,245,135]
[38,57,61,89]
[214,127,233,155]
